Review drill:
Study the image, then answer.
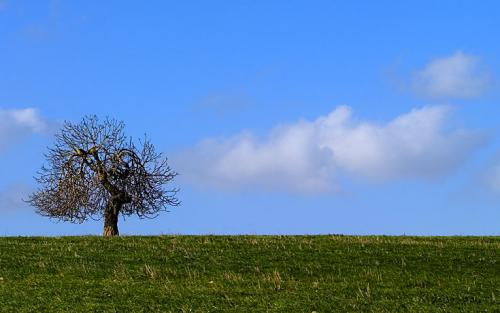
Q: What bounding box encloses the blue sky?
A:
[1,0,500,236]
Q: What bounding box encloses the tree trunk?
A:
[103,202,120,236]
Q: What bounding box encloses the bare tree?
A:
[28,116,179,236]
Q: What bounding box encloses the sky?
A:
[1,0,500,236]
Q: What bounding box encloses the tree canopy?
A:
[28,116,179,236]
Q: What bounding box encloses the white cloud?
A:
[0,108,48,152]
[175,105,485,194]
[412,51,491,99]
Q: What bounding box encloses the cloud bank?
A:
[412,51,491,99]
[175,105,485,194]
[0,108,47,152]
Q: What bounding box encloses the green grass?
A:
[0,236,498,312]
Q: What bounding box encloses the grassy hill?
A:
[0,236,498,312]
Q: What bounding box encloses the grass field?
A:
[0,236,498,312]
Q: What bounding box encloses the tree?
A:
[28,116,179,236]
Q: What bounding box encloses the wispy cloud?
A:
[0,183,32,212]
[192,91,252,118]
[175,105,485,194]
[412,51,491,99]
[0,108,48,152]
[478,153,500,194]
